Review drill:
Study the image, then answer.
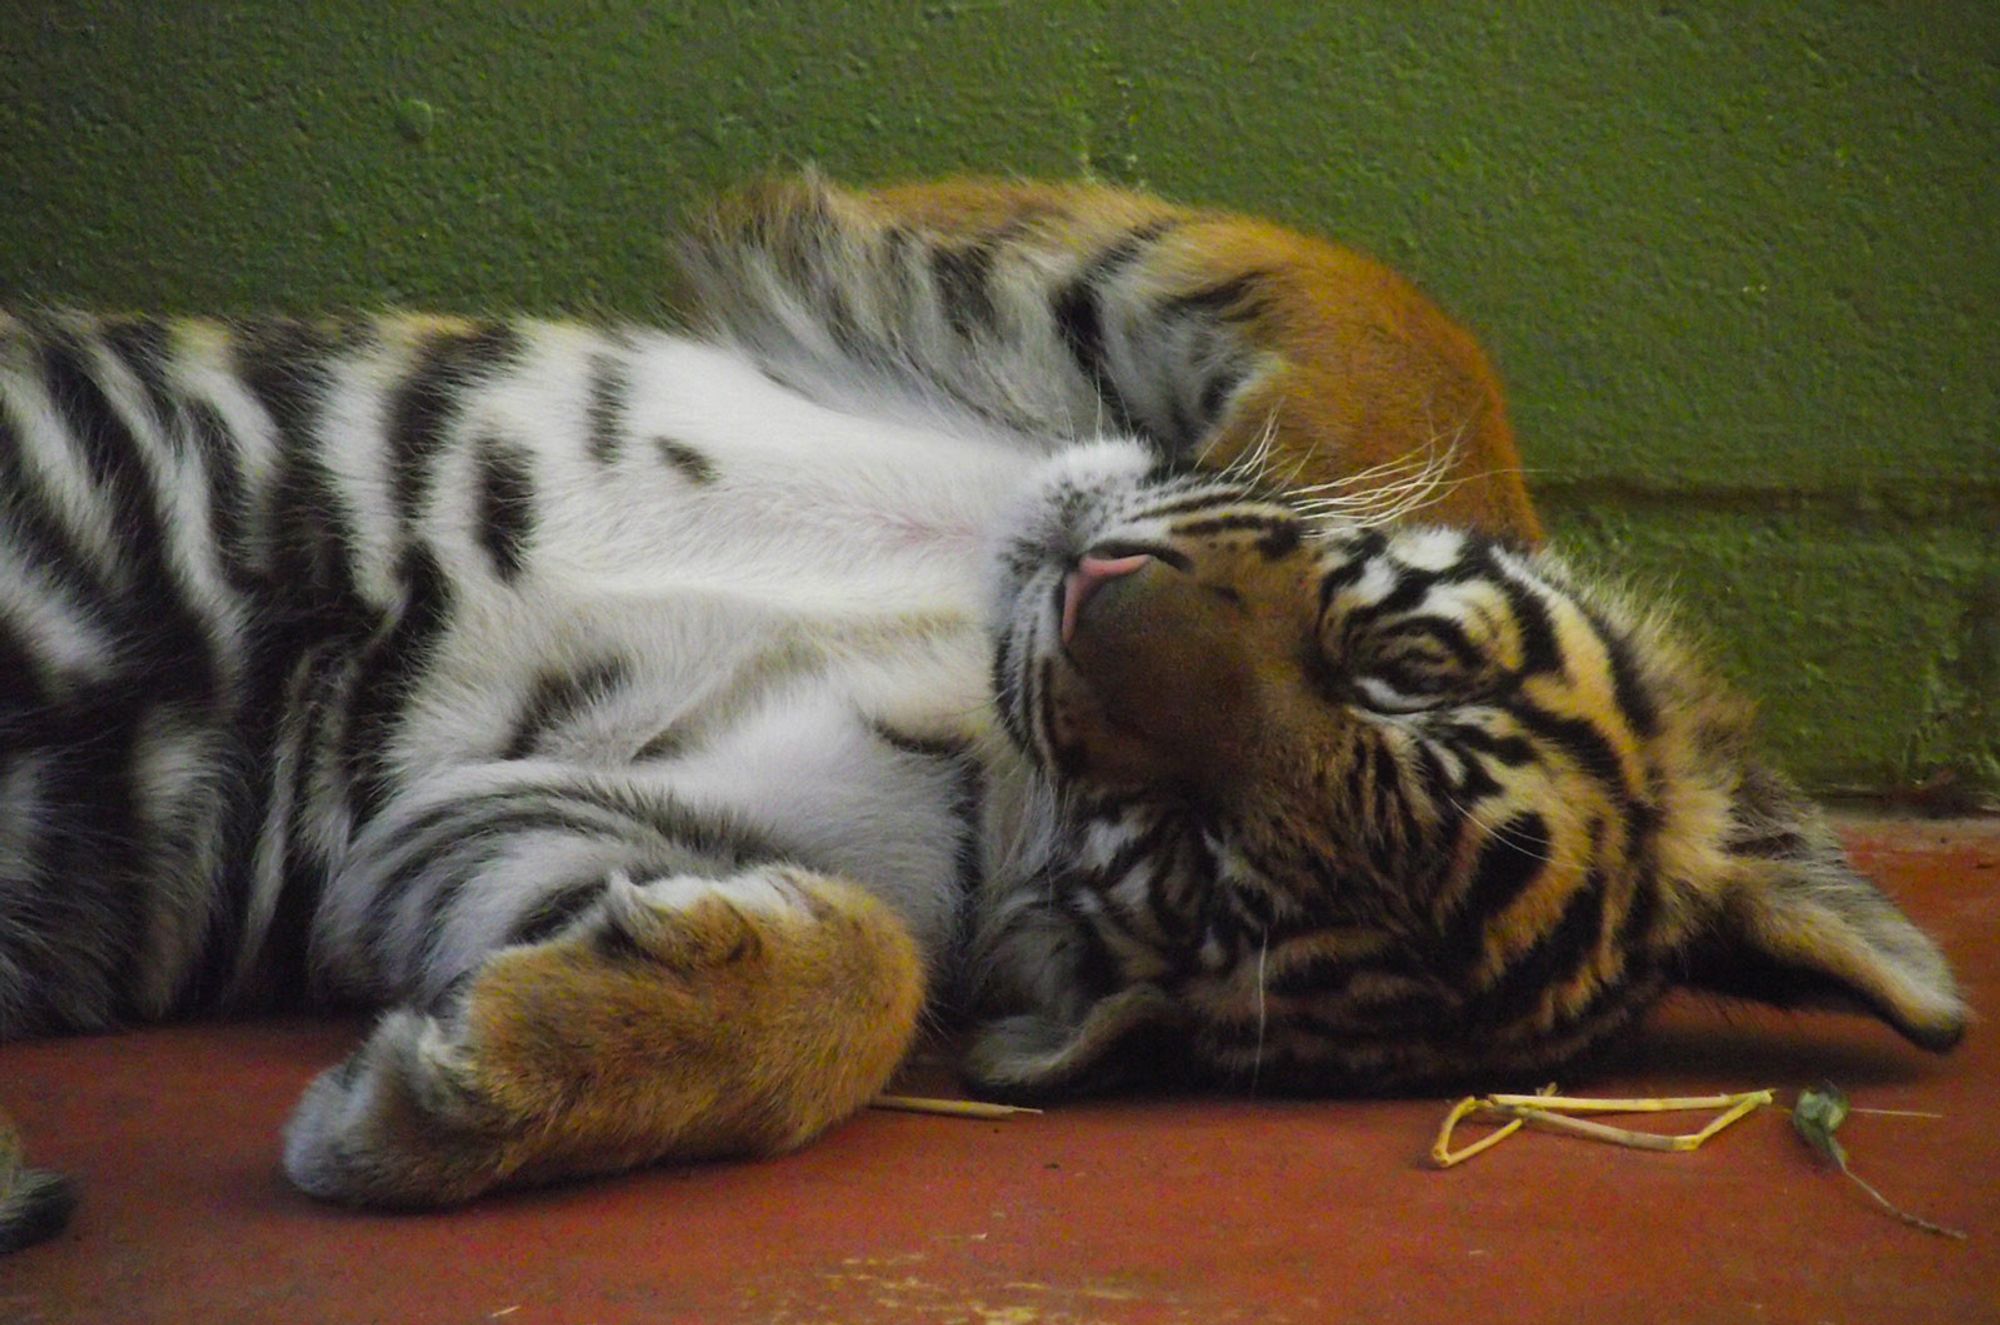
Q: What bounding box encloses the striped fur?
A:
[0,176,1962,1233]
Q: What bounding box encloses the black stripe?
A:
[1258,521,1301,559]
[97,319,181,454]
[591,909,666,965]
[411,791,786,977]
[1512,703,1630,797]
[1067,908,1129,1001]
[234,319,364,610]
[931,241,999,337]
[41,334,148,496]
[1138,849,1188,952]
[1132,487,1261,522]
[506,878,612,947]
[1333,570,1443,646]
[232,319,335,449]
[1365,748,1411,880]
[1159,272,1270,323]
[1083,815,1183,901]
[1222,877,1280,932]
[344,544,456,825]
[1267,950,1362,999]
[0,614,49,721]
[181,398,259,592]
[187,624,341,1008]
[474,432,537,582]
[1491,568,1562,678]
[585,351,629,464]
[1051,222,1175,437]
[870,724,973,764]
[1441,722,1535,768]
[1170,512,1300,545]
[1472,869,1609,1030]
[654,436,717,485]
[1298,983,1454,1040]
[503,656,629,761]
[1157,827,1216,938]
[185,342,369,1005]
[1344,737,1375,821]
[991,621,1026,749]
[1444,813,1551,971]
[1317,532,1390,612]
[387,324,521,528]
[357,782,787,960]
[1196,364,1249,433]
[1612,793,1666,952]
[1579,602,1660,738]
[1397,616,1486,674]
[1411,740,1461,817]
[40,334,215,699]
[633,723,693,761]
[261,845,326,1009]
[39,693,151,1021]
[255,641,350,1006]
[0,409,119,618]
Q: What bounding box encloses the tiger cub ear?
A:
[1676,765,1967,1052]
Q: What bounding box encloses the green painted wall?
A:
[3,2,1994,799]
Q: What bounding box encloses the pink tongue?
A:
[1061,554,1153,644]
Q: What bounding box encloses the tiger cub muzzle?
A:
[1051,533,1345,806]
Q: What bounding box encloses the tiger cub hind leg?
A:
[282,868,924,1208]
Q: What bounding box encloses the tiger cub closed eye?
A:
[0,173,1961,1251]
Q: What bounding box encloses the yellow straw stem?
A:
[871,1094,1043,1120]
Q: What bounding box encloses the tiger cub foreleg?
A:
[282,868,923,1208]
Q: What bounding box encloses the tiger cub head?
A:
[969,440,1965,1097]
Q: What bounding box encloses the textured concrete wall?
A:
[3,2,1994,798]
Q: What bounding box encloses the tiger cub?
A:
[0,175,1960,1249]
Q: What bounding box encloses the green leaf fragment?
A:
[1791,1081,1967,1241]
[1792,1082,1850,1168]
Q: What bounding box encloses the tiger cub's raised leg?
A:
[685,174,1540,542]
[283,868,922,1207]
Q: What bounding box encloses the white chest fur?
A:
[368,330,1063,966]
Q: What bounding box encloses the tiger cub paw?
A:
[283,869,926,1208]
[282,1007,500,1208]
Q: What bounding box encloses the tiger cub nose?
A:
[1061,553,1153,645]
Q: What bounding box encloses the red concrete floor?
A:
[2,819,1996,1325]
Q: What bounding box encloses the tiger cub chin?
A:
[0,175,1960,1248]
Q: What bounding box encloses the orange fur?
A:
[864,179,1542,542]
[287,872,924,1207]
